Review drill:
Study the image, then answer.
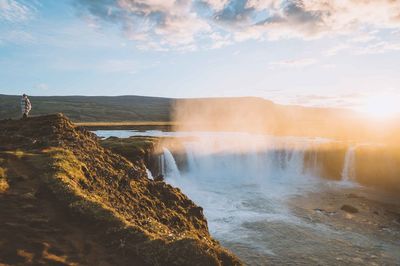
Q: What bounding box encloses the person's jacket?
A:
[21,97,32,114]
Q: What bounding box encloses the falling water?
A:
[145,167,154,180]
[341,146,356,181]
[94,130,399,265]
[162,147,181,178]
[161,134,325,194]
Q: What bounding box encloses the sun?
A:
[361,94,400,119]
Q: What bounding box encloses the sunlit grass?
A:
[75,121,178,126]
[0,167,8,193]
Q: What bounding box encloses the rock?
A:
[154,174,165,182]
[21,192,36,200]
[347,193,359,198]
[189,206,204,218]
[341,204,359,213]
[314,208,336,216]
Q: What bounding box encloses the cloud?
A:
[292,93,364,108]
[356,40,400,55]
[74,0,211,51]
[0,29,35,44]
[95,59,139,74]
[323,30,400,56]
[0,0,36,22]
[34,83,49,90]
[324,43,351,57]
[73,0,400,50]
[269,57,317,69]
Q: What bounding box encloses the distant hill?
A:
[0,94,349,124]
[0,94,173,122]
[1,94,398,142]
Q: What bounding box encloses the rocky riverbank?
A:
[288,184,400,265]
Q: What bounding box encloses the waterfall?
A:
[145,167,154,180]
[175,135,312,185]
[159,153,165,175]
[162,147,181,178]
[184,142,197,173]
[341,146,356,181]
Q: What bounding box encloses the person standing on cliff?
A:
[21,94,32,119]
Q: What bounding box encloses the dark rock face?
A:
[0,114,242,265]
[341,204,359,214]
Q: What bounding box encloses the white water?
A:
[145,167,154,180]
[95,130,392,264]
[341,146,356,182]
[160,133,336,259]
[162,147,181,178]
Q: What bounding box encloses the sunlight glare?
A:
[361,94,400,119]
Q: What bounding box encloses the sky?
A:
[1,0,400,112]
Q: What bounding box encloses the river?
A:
[95,130,400,266]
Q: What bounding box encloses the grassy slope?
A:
[0,150,142,265]
[0,114,241,266]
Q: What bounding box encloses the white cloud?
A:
[269,58,318,69]
[0,29,35,45]
[72,0,400,50]
[324,43,351,57]
[34,83,49,90]
[356,41,400,55]
[291,93,365,109]
[0,0,36,22]
[323,29,400,56]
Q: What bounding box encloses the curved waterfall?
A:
[341,146,356,181]
[160,134,324,187]
[162,147,181,178]
[145,167,154,180]
[159,137,359,188]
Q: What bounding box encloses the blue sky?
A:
[1,0,400,112]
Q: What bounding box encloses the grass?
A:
[0,167,8,193]
[0,94,173,122]
[100,136,160,162]
[37,148,142,230]
[76,121,178,126]
[0,113,242,265]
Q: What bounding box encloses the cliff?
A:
[0,114,241,265]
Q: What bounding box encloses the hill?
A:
[2,94,399,142]
[0,114,241,265]
[0,94,173,122]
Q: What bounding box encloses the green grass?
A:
[100,136,160,164]
[0,94,173,122]
[0,167,8,193]
[76,121,178,126]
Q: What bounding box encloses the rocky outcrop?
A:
[100,136,162,177]
[0,114,241,265]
